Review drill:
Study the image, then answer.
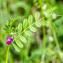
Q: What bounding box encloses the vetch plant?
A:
[4,13,42,63]
[0,0,63,63]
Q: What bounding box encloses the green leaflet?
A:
[30,26,37,32]
[34,12,40,21]
[19,35,27,44]
[23,18,28,29]
[15,38,23,48]
[28,15,33,25]
[24,30,32,37]
[12,43,20,52]
[35,20,42,27]
[17,23,22,32]
[34,12,41,27]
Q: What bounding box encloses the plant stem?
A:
[49,19,60,50]
[38,0,43,16]
[6,46,10,63]
[51,24,60,49]
[42,27,46,48]
[38,0,46,63]
[38,0,46,48]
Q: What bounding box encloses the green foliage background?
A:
[0,0,63,63]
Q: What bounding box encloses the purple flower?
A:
[6,36,13,45]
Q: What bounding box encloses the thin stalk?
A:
[38,0,46,63]
[50,20,60,50]
[38,0,43,16]
[42,27,46,48]
[38,0,46,48]
[6,46,10,63]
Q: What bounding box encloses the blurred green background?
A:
[0,0,63,63]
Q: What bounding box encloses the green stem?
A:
[42,27,46,48]
[49,20,60,50]
[38,0,43,16]
[38,0,46,48]
[51,24,60,49]
[6,46,10,63]
[38,0,46,63]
